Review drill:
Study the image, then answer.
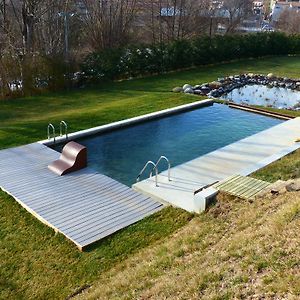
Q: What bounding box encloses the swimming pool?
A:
[54,103,283,186]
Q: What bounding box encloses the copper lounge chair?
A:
[48,141,87,176]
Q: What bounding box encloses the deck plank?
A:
[215,174,271,200]
[72,202,162,242]
[0,143,163,250]
[59,198,158,234]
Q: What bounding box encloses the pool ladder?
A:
[47,121,68,143]
[136,156,171,187]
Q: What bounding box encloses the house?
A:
[271,0,300,22]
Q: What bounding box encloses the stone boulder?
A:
[286,179,300,192]
[184,87,194,94]
[209,81,222,89]
[173,87,183,93]
[183,84,192,90]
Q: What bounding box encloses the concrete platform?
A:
[133,117,300,213]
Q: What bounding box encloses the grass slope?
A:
[0,56,300,299]
[79,191,300,300]
[0,195,192,299]
[253,150,300,183]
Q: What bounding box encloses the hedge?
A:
[81,32,300,83]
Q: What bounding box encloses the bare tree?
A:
[277,9,300,34]
[80,0,137,51]
[0,0,77,97]
[140,0,213,44]
[222,0,252,33]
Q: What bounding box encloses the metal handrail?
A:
[47,123,56,143]
[151,156,171,181]
[136,161,158,187]
[60,120,68,140]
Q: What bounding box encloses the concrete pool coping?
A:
[37,99,299,214]
[39,99,214,146]
[133,117,300,213]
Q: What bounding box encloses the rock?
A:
[255,186,272,199]
[194,90,204,95]
[200,87,211,94]
[209,89,220,97]
[286,179,300,192]
[209,81,222,89]
[269,180,288,196]
[172,87,183,93]
[183,84,192,90]
[184,87,194,94]
[270,189,279,196]
[267,73,274,79]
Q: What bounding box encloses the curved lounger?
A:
[48,141,87,176]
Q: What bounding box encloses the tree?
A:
[222,0,252,33]
[141,0,213,44]
[80,0,138,51]
[277,9,300,34]
[0,0,76,97]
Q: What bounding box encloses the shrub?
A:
[2,32,300,99]
[82,48,124,82]
[0,54,75,99]
[82,32,300,84]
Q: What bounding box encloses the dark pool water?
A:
[54,104,283,186]
[221,84,300,110]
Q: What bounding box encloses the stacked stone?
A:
[172,73,300,99]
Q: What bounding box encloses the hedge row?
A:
[81,32,300,82]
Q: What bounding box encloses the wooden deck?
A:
[214,175,271,200]
[0,143,163,250]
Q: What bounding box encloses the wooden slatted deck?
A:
[0,143,163,250]
[214,175,271,200]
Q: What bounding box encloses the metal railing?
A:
[151,155,171,182]
[136,161,158,187]
[136,155,171,187]
[47,123,56,143]
[60,120,68,140]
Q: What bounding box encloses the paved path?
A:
[0,143,162,250]
[133,117,300,213]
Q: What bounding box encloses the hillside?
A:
[0,56,300,299]
[79,189,300,299]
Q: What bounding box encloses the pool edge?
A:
[39,99,214,146]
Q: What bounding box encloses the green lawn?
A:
[1,55,300,299]
[252,149,300,183]
[1,55,300,149]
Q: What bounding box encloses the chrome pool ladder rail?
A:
[151,155,171,182]
[136,161,158,187]
[47,123,56,143]
[60,120,68,140]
